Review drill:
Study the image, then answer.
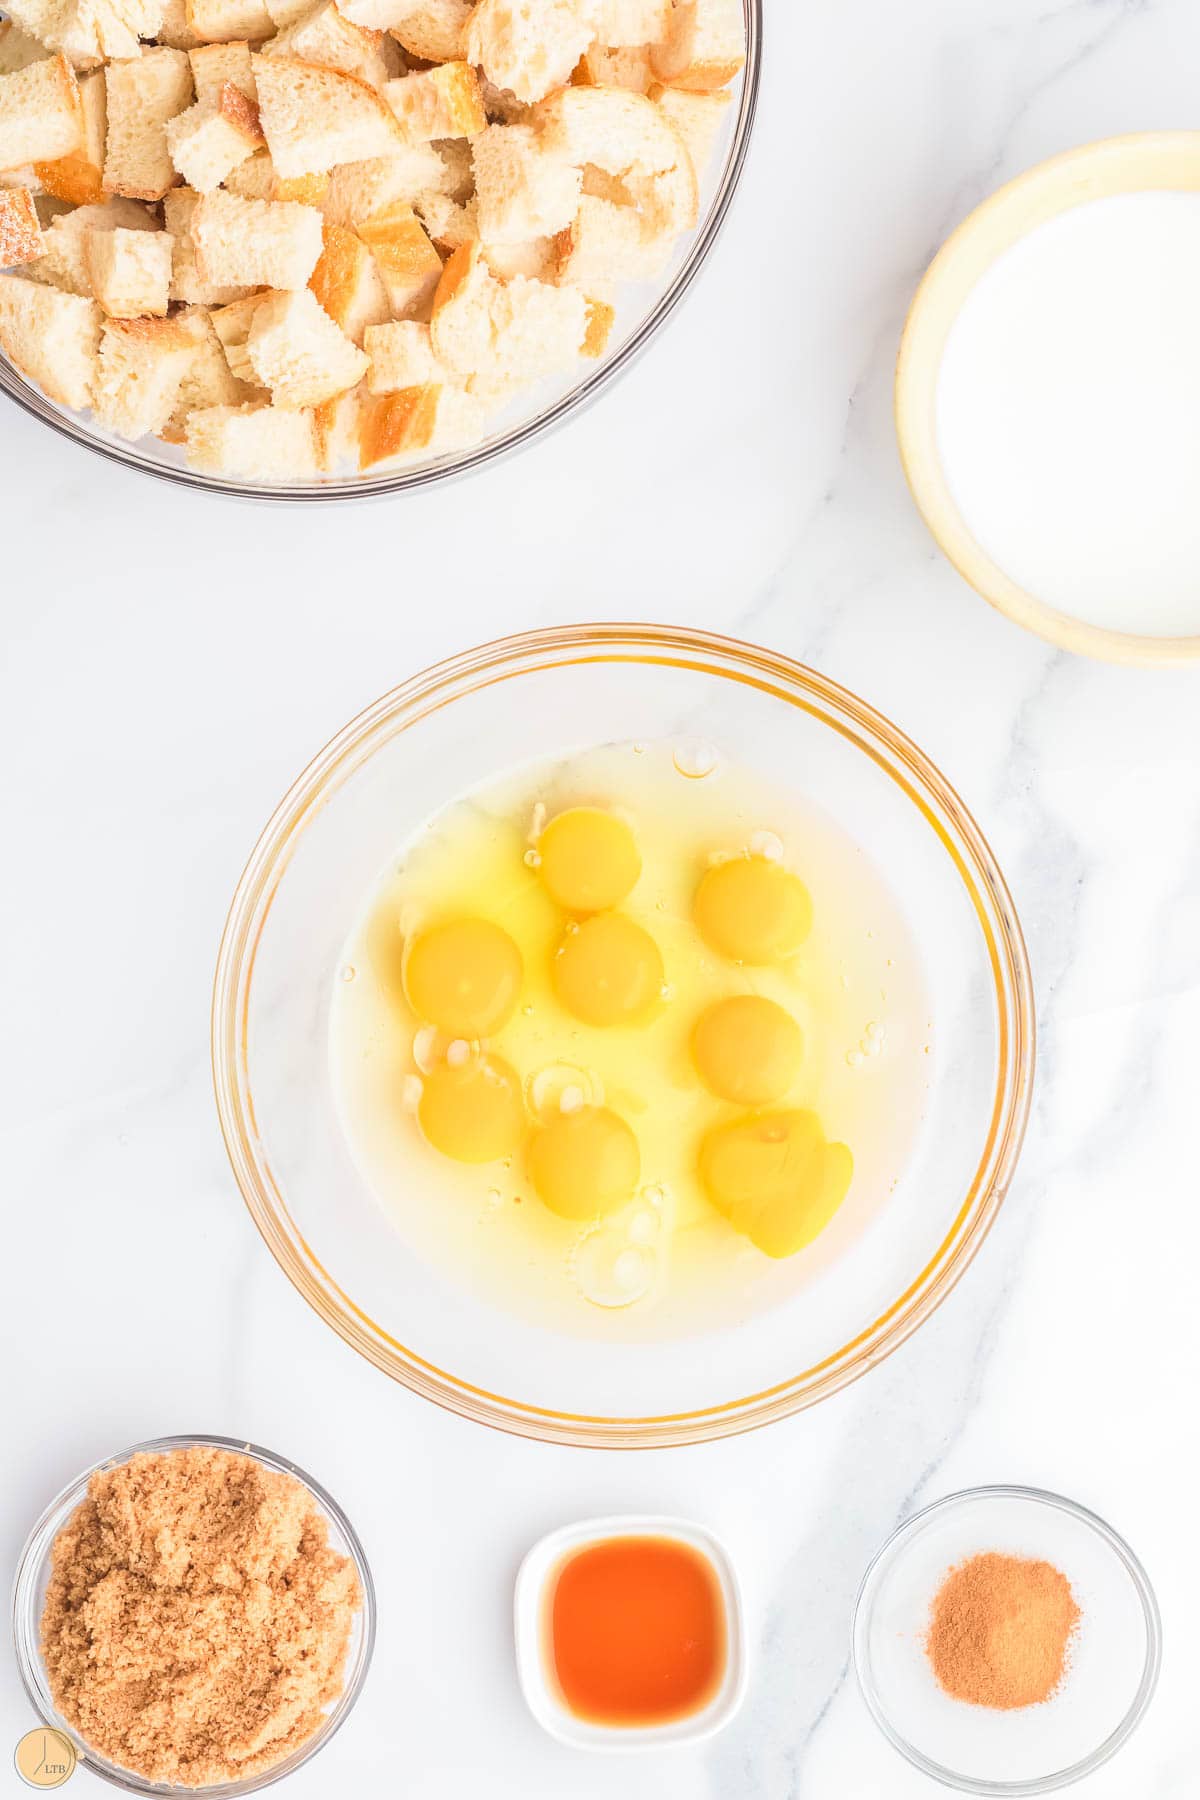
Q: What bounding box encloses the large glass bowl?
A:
[212,625,1034,1446]
[0,3,760,501]
[11,1434,377,1795]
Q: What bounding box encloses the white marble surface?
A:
[3,0,1200,1793]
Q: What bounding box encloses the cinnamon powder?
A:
[926,1552,1080,1709]
[41,1447,361,1787]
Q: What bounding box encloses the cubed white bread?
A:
[488,269,584,377]
[161,299,255,432]
[553,191,669,284]
[383,0,472,62]
[4,0,162,62]
[650,0,743,90]
[222,147,328,202]
[426,238,493,373]
[0,266,99,403]
[383,62,485,143]
[0,187,44,265]
[0,20,48,73]
[158,0,206,46]
[185,398,319,476]
[167,82,263,189]
[537,84,686,177]
[649,79,728,174]
[209,287,265,376]
[479,76,530,125]
[25,194,156,292]
[163,183,252,301]
[311,379,362,468]
[189,39,257,103]
[263,4,397,90]
[478,233,552,280]
[0,54,82,174]
[433,135,473,201]
[593,0,669,46]
[255,55,404,176]
[101,0,168,56]
[464,0,596,106]
[264,0,314,27]
[103,47,194,200]
[356,198,441,314]
[576,41,651,90]
[34,66,105,205]
[357,378,485,465]
[93,311,195,434]
[186,0,275,40]
[471,121,580,243]
[319,143,443,223]
[244,283,367,404]
[84,222,173,312]
[362,315,436,390]
[309,219,390,342]
[0,166,40,189]
[412,188,475,248]
[192,186,323,285]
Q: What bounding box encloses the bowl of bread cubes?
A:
[0,0,758,497]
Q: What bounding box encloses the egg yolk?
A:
[538,807,642,913]
[693,856,813,964]
[528,1105,641,1219]
[552,913,664,1028]
[698,1109,852,1258]
[404,918,523,1037]
[691,995,804,1105]
[417,1054,524,1163]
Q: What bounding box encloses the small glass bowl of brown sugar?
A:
[852,1485,1161,1794]
[12,1434,377,1795]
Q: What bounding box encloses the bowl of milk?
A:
[896,133,1200,665]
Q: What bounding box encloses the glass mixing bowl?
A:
[212,625,1034,1446]
[0,4,760,501]
[11,1434,376,1795]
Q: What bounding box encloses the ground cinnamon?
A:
[41,1447,361,1786]
[926,1551,1079,1709]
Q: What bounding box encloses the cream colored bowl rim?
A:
[896,131,1200,668]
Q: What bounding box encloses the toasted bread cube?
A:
[309,219,390,343]
[4,0,160,62]
[489,270,585,378]
[382,0,472,62]
[192,186,324,287]
[0,187,43,266]
[25,195,157,294]
[649,79,729,175]
[650,0,743,90]
[93,313,195,435]
[412,189,476,249]
[189,39,257,104]
[479,234,553,280]
[185,399,319,477]
[244,284,368,405]
[428,237,490,372]
[209,288,266,377]
[35,68,105,206]
[222,147,328,204]
[471,122,580,244]
[575,42,652,91]
[103,48,194,201]
[383,62,485,144]
[356,198,441,315]
[84,223,173,314]
[263,3,397,90]
[265,0,318,27]
[363,315,436,391]
[594,0,670,46]
[167,82,263,189]
[553,191,670,284]
[164,184,251,302]
[320,144,443,225]
[255,55,404,177]
[158,0,206,46]
[186,0,274,41]
[537,85,688,178]
[0,267,99,404]
[0,20,48,74]
[357,378,484,466]
[464,0,594,106]
[0,54,82,175]
[161,300,254,432]
[311,379,362,470]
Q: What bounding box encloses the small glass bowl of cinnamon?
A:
[852,1485,1161,1795]
[11,1434,377,1795]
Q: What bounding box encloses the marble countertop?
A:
[3,0,1199,1793]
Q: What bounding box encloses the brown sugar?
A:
[41,1446,361,1787]
[926,1551,1080,1710]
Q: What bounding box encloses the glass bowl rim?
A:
[11,1432,377,1796]
[851,1482,1163,1796]
[211,621,1035,1448]
[0,0,761,505]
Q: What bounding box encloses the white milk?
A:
[936,191,1200,636]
